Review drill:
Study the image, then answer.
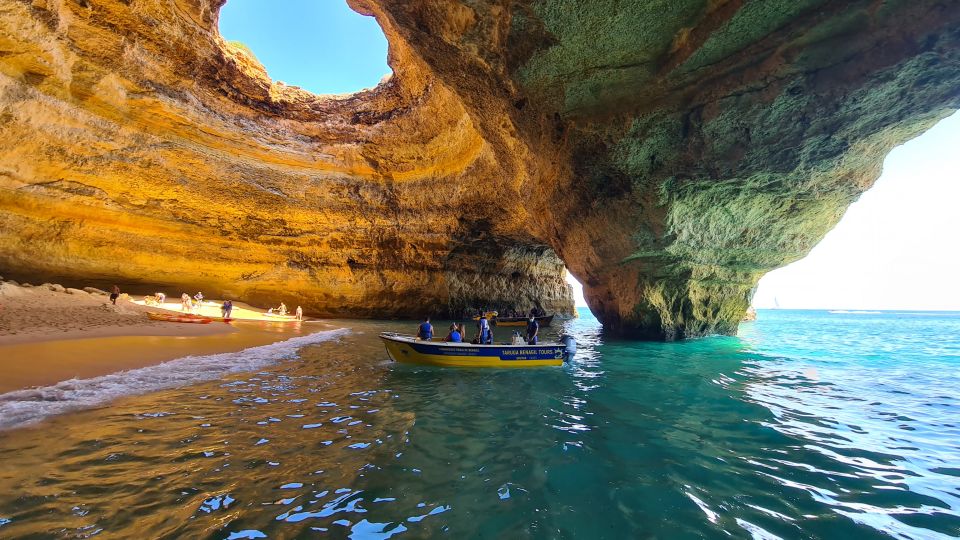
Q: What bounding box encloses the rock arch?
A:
[0,0,957,338]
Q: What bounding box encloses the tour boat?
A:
[148,312,214,324]
[493,314,554,327]
[379,332,576,368]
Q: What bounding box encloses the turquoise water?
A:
[0,309,958,538]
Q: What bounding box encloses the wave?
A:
[0,328,349,431]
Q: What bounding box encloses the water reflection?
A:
[0,312,957,538]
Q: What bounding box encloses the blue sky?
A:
[220,1,958,311]
[218,0,390,94]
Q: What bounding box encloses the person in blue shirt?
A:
[417,317,433,340]
[477,315,492,344]
[526,316,539,345]
[444,323,462,342]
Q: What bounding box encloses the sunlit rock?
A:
[1,0,958,338]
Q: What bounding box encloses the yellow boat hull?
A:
[380,333,571,368]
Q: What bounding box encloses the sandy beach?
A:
[0,280,329,392]
[0,281,235,345]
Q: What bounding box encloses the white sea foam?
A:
[0,328,349,431]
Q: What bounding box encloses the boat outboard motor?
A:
[560,334,577,363]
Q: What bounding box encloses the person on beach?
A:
[181,293,191,312]
[417,317,433,340]
[221,300,230,319]
[444,323,462,343]
[295,306,303,321]
[526,315,539,345]
[156,292,165,304]
[109,285,120,305]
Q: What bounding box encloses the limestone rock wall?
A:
[0,0,573,318]
[2,0,959,337]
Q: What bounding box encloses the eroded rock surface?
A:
[1,0,958,337]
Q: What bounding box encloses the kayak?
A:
[493,314,554,327]
[470,311,498,321]
[379,332,576,368]
[148,312,213,324]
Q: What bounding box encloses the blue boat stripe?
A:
[406,341,565,361]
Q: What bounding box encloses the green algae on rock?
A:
[1,0,959,338]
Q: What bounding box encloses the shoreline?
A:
[0,280,334,393]
[0,320,236,346]
[0,321,333,394]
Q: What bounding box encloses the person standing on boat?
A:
[526,315,539,345]
[417,317,433,340]
[478,315,493,344]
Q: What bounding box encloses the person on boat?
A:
[477,315,492,344]
[110,284,120,305]
[444,323,462,343]
[526,315,539,345]
[417,317,433,340]
[295,306,303,321]
[279,302,288,316]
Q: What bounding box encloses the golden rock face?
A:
[1,0,959,337]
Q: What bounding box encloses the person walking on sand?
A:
[224,300,233,319]
[109,285,120,305]
[295,306,303,321]
[181,293,191,312]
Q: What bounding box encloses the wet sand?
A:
[0,280,333,393]
[0,321,332,393]
[0,281,236,346]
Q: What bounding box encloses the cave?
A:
[0,0,958,339]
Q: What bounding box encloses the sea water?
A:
[0,309,957,538]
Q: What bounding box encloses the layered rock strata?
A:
[1,0,958,337]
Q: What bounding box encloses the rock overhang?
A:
[1,0,959,338]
